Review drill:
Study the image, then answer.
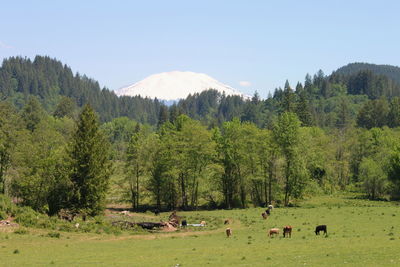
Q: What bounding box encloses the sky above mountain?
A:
[1,0,400,98]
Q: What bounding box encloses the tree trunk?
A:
[0,164,4,195]
[284,159,291,206]
[180,172,187,210]
[130,182,136,210]
[237,166,246,208]
[136,163,140,210]
[267,155,276,205]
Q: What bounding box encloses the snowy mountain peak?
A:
[115,71,247,101]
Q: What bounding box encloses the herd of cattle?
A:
[225,205,328,238]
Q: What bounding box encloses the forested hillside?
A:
[335,62,400,85]
[2,56,400,215]
[2,56,400,130]
[0,56,162,123]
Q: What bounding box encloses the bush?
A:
[0,210,7,220]
[13,228,29,235]
[47,232,61,238]
[0,194,15,219]
[14,206,43,227]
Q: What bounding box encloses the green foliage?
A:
[47,232,61,238]
[0,194,15,219]
[125,124,157,209]
[0,102,24,194]
[53,96,77,119]
[0,56,162,123]
[356,99,389,129]
[359,158,387,199]
[274,112,308,205]
[4,55,400,216]
[388,145,400,199]
[13,228,29,235]
[66,105,112,215]
[21,96,45,132]
[11,118,66,212]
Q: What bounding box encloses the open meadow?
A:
[1,194,400,266]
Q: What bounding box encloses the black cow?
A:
[154,209,160,216]
[315,225,327,236]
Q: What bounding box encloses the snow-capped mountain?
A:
[115,71,247,101]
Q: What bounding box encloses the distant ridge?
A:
[334,63,400,84]
[115,71,247,101]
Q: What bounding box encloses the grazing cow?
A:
[226,228,232,237]
[224,219,230,225]
[283,226,292,238]
[262,212,268,219]
[269,228,280,237]
[315,225,327,236]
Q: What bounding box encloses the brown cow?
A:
[261,212,268,219]
[283,225,292,238]
[226,228,232,237]
[268,228,280,237]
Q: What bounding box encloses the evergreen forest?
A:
[2,56,400,216]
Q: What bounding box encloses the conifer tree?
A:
[295,88,313,126]
[282,80,295,113]
[157,105,169,128]
[67,104,112,215]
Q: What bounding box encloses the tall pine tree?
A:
[67,104,112,215]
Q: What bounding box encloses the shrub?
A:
[47,232,61,238]
[13,228,29,235]
[14,206,43,227]
[0,210,7,220]
[0,194,15,219]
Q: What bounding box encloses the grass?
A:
[1,194,400,266]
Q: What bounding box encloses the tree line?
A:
[2,57,400,215]
[2,95,400,215]
[3,56,400,131]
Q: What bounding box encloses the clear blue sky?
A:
[1,0,399,98]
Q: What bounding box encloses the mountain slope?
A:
[115,71,246,100]
[0,56,162,123]
[334,63,400,84]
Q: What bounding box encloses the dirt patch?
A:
[105,209,159,220]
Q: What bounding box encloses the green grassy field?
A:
[1,195,400,266]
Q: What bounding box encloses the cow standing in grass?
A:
[315,225,327,236]
[269,228,280,237]
[283,226,292,238]
[226,228,232,237]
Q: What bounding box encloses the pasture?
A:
[1,195,400,266]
